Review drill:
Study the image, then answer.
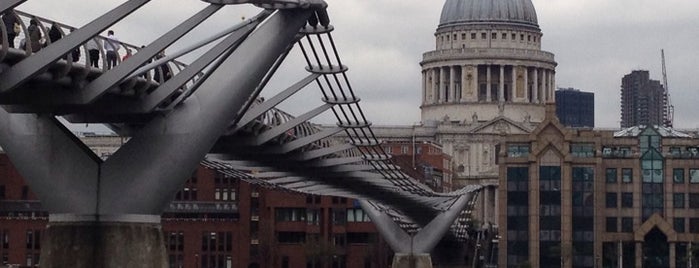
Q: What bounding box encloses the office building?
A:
[499,104,699,268]
[621,70,666,128]
[556,88,595,128]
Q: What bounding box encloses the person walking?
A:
[27,18,42,53]
[104,30,120,69]
[86,37,101,68]
[48,22,62,44]
[1,10,19,48]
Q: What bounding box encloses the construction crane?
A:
[662,49,675,128]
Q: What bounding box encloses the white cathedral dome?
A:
[439,0,539,29]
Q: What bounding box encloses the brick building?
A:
[0,152,394,268]
[382,141,453,192]
[499,105,699,268]
[0,133,459,268]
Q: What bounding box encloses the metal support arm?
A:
[98,9,313,215]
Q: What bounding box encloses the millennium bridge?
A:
[0,1,491,267]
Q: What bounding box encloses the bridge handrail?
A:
[1,9,197,97]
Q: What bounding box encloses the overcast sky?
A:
[17,0,699,129]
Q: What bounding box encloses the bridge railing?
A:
[1,9,197,100]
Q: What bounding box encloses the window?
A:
[332,208,346,225]
[621,192,633,208]
[282,256,290,268]
[675,218,685,233]
[571,144,595,157]
[492,32,497,39]
[481,32,487,39]
[674,169,685,183]
[461,33,466,40]
[511,33,516,40]
[276,208,306,222]
[471,33,476,39]
[691,169,699,183]
[670,147,682,157]
[690,193,699,208]
[166,231,185,252]
[690,218,699,233]
[277,232,305,243]
[606,168,617,183]
[346,208,371,223]
[502,33,507,39]
[401,146,409,154]
[306,209,320,225]
[507,144,530,157]
[622,168,633,183]
[606,193,617,208]
[606,217,617,232]
[621,217,633,232]
[384,146,392,154]
[674,193,685,208]
[453,34,457,40]
[528,35,531,41]
[520,34,524,41]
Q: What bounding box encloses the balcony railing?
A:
[423,47,555,62]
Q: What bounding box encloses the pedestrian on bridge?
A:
[27,18,42,53]
[104,30,120,69]
[86,37,101,68]
[1,10,19,48]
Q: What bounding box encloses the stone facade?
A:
[369,0,557,233]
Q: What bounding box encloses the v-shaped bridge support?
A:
[0,8,313,268]
[359,191,478,268]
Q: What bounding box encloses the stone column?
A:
[551,70,556,102]
[542,70,548,102]
[533,68,539,104]
[486,65,492,102]
[486,187,495,224]
[669,242,676,268]
[511,65,517,102]
[439,67,446,103]
[450,66,456,103]
[524,67,529,103]
[472,64,479,101]
[422,70,427,104]
[635,242,643,268]
[461,65,468,102]
[499,65,505,102]
[431,68,438,104]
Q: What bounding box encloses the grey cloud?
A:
[17,0,699,129]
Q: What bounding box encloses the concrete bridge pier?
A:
[40,216,167,268]
[392,253,433,268]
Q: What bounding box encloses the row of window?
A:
[439,31,539,43]
[0,185,31,200]
[507,144,596,158]
[275,208,372,224]
[605,217,699,234]
[510,144,699,159]
[383,145,441,155]
[604,192,691,209]
[276,232,376,245]
[607,168,699,184]
[669,146,699,158]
